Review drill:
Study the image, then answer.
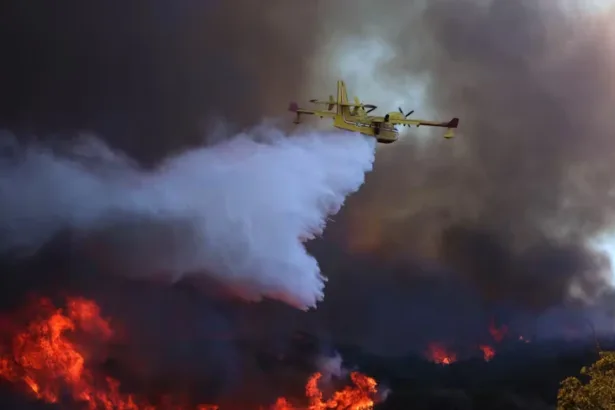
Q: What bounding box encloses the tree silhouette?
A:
[558,351,615,410]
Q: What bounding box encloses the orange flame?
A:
[423,319,534,365]
[425,343,457,365]
[303,372,377,410]
[478,345,495,362]
[0,296,379,410]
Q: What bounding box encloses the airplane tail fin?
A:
[443,117,459,139]
[289,101,302,124]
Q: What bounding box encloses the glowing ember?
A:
[425,343,457,365]
[0,297,380,410]
[479,345,495,362]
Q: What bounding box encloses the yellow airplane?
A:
[288,80,459,143]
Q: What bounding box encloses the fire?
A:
[0,296,380,410]
[424,317,535,364]
[425,343,457,365]
[478,345,495,362]
[303,372,376,410]
[0,297,115,405]
[488,318,508,343]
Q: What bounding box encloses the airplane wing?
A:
[388,117,458,128]
[389,117,459,137]
[338,102,377,113]
[308,99,378,113]
[369,116,386,123]
[289,102,335,116]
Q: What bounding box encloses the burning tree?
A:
[557,351,615,410]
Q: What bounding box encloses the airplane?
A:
[288,80,459,143]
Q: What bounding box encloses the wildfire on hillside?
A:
[425,343,457,365]
[425,317,530,365]
[478,345,495,362]
[0,296,380,410]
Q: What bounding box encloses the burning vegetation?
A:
[424,317,530,365]
[0,297,380,410]
[425,343,457,365]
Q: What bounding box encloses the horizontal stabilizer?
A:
[308,99,336,111]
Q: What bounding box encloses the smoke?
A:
[0,127,375,310]
[0,1,322,165]
[2,0,615,360]
[315,352,346,383]
[308,0,615,310]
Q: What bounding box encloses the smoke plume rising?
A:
[0,128,375,310]
[309,0,615,311]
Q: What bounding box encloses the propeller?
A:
[394,107,415,127]
[352,96,377,114]
[398,107,414,117]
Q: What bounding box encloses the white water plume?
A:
[0,126,376,310]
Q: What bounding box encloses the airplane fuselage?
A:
[333,113,399,143]
[333,123,398,143]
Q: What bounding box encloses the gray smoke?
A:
[309,0,615,309]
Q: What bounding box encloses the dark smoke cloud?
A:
[0,0,320,165]
[314,0,615,311]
